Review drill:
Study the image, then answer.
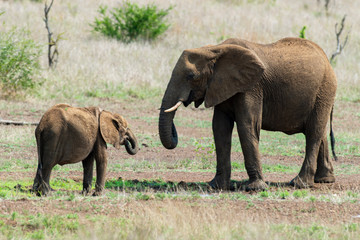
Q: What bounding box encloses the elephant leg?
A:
[93,141,107,196]
[33,165,52,196]
[234,93,267,191]
[291,137,320,188]
[291,106,331,188]
[237,122,267,191]
[209,107,234,190]
[39,158,54,196]
[314,135,335,183]
[82,152,95,195]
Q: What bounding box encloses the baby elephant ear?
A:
[99,111,122,149]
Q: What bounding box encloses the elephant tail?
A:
[330,106,338,161]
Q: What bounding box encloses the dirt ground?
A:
[0,99,360,227]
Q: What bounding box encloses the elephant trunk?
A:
[158,109,178,149]
[125,129,139,155]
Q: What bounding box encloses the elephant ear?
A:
[204,44,265,108]
[99,111,124,149]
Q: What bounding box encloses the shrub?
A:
[92,2,171,43]
[0,27,42,98]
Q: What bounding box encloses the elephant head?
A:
[100,111,139,155]
[159,43,265,149]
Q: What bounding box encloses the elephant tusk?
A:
[164,101,182,113]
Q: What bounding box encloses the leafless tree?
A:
[324,0,331,11]
[318,0,335,12]
[329,15,350,64]
[44,0,60,68]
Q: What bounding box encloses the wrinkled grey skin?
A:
[33,104,139,196]
[159,37,337,190]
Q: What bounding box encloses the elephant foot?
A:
[93,184,104,196]
[290,175,313,188]
[246,179,268,191]
[82,188,91,196]
[314,175,335,183]
[92,191,103,196]
[208,176,230,190]
[315,167,335,183]
[36,182,51,196]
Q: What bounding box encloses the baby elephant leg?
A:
[36,160,54,196]
[93,142,107,196]
[82,152,95,195]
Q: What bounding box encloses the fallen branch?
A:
[0,119,38,126]
[329,15,350,64]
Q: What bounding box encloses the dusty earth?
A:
[0,99,360,227]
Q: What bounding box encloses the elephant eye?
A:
[186,73,195,81]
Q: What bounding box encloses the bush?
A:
[0,27,42,98]
[92,2,171,43]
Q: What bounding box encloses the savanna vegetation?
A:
[0,0,359,239]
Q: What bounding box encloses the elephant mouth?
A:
[164,90,205,113]
[183,90,194,107]
[184,90,204,108]
[194,98,204,108]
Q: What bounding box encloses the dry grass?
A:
[2,198,359,240]
[1,0,359,101]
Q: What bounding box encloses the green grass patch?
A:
[0,212,79,239]
[333,133,360,157]
[276,189,290,199]
[262,163,300,173]
[0,180,34,199]
[50,178,82,191]
[335,164,360,175]
[0,178,84,200]
[259,190,270,198]
[338,85,360,103]
[293,190,309,198]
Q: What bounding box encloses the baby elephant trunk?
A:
[124,129,139,155]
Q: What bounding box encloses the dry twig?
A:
[329,15,350,64]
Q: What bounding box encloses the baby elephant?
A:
[33,104,139,196]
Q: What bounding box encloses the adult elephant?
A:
[158,37,337,190]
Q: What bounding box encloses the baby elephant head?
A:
[99,111,139,155]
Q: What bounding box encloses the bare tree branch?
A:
[324,0,331,11]
[0,119,38,126]
[44,0,59,68]
[330,15,350,64]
